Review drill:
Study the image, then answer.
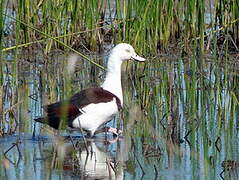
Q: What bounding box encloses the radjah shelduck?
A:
[35,43,145,137]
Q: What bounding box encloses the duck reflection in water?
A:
[50,136,124,180]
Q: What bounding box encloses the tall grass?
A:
[14,0,107,53]
[1,0,238,56]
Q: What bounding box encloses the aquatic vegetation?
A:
[1,44,239,179]
[0,0,238,55]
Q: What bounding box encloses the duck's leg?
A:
[94,127,122,137]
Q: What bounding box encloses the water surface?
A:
[1,51,239,179]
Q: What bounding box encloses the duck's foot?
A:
[94,127,122,137]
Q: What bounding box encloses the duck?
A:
[35,43,145,137]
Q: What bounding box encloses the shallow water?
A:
[1,51,239,179]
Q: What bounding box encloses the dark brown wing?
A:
[70,87,122,110]
[35,101,80,129]
[35,88,122,129]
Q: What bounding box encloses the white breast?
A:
[72,98,119,134]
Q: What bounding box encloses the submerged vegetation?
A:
[0,0,239,179]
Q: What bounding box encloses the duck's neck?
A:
[101,54,123,105]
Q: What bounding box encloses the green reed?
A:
[1,0,238,57]
[13,0,107,53]
[133,56,238,176]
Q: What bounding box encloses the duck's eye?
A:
[125,49,131,53]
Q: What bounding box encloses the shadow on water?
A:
[1,51,239,179]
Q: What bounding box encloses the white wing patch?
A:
[72,98,118,134]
